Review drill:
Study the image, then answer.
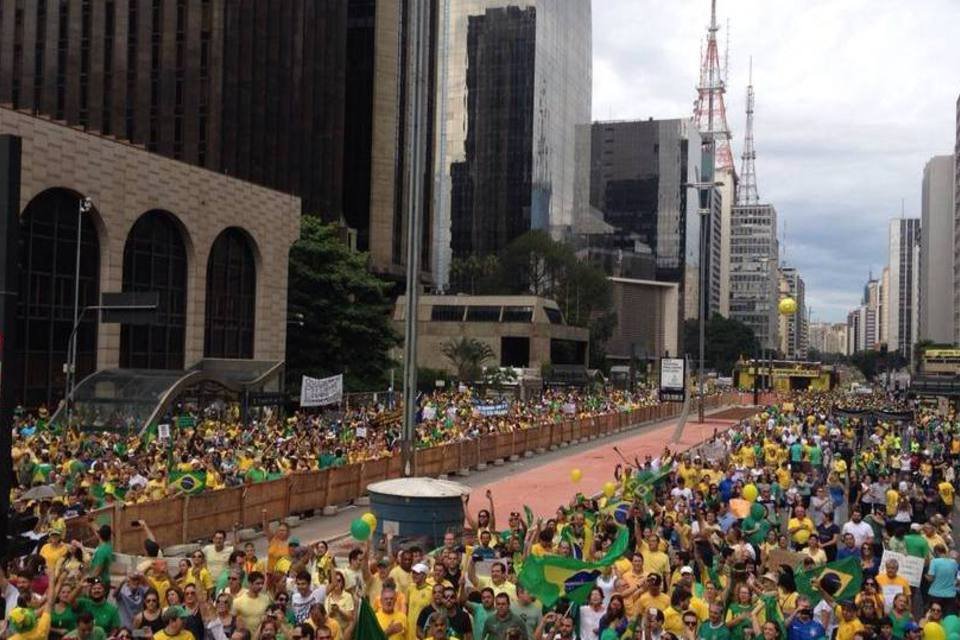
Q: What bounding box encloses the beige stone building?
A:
[392,294,589,375]
[605,277,680,363]
[2,107,300,407]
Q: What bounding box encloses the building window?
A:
[79,0,92,126]
[120,210,187,369]
[125,0,137,139]
[16,189,100,409]
[102,0,115,134]
[204,228,256,359]
[501,306,533,323]
[33,0,46,110]
[500,337,530,367]
[544,307,564,325]
[465,306,502,322]
[430,305,466,322]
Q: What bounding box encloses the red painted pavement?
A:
[473,416,743,519]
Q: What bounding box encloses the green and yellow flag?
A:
[167,471,207,495]
[795,556,863,605]
[355,597,387,640]
[519,526,629,606]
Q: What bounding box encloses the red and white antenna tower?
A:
[693,0,734,174]
[737,57,758,205]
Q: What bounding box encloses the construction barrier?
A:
[91,392,741,553]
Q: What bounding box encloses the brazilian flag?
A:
[355,597,386,640]
[519,526,629,606]
[168,471,207,495]
[795,556,863,605]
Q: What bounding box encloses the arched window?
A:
[204,228,256,358]
[16,189,100,409]
[120,210,187,369]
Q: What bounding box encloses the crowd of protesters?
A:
[8,387,661,509]
[5,387,960,640]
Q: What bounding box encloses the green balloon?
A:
[750,502,765,520]
[350,518,372,541]
[743,517,757,529]
[941,615,960,636]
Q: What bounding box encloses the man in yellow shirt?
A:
[39,527,70,572]
[637,574,670,613]
[642,533,671,586]
[788,506,815,548]
[231,571,272,630]
[468,558,517,601]
[405,564,433,640]
[938,481,955,514]
[876,559,911,608]
[375,587,407,640]
[836,601,864,640]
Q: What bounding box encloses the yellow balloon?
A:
[361,512,377,531]
[778,297,797,315]
[570,469,582,483]
[603,481,617,498]
[924,622,946,640]
[743,483,759,502]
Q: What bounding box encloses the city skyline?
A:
[593,0,960,322]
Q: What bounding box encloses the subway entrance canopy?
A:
[48,359,284,435]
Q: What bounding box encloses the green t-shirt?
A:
[699,621,732,640]
[904,534,930,559]
[809,446,823,466]
[245,468,266,483]
[727,603,753,640]
[51,604,79,633]
[64,626,107,640]
[90,542,113,580]
[76,598,121,632]
[891,612,912,639]
[466,601,494,640]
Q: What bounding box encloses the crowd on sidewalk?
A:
[7,387,661,508]
[5,388,960,640]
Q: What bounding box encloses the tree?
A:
[440,337,495,381]
[285,218,399,391]
[449,254,500,294]
[483,231,615,368]
[683,314,760,375]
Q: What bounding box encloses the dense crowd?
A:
[8,388,660,509]
[6,387,960,640]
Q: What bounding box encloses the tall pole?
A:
[67,196,92,426]
[698,205,707,424]
[400,0,430,477]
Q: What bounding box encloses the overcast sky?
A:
[592,0,960,322]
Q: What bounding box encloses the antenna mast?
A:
[736,57,758,205]
[693,0,735,173]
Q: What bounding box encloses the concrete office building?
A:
[809,322,848,356]
[439,0,592,288]
[0,0,347,219]
[920,155,955,344]
[729,204,779,351]
[888,218,921,360]
[2,108,300,409]
[955,94,960,343]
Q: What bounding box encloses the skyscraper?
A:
[954,93,960,343]
[587,118,705,335]
[920,155,955,343]
[0,0,348,217]
[888,218,921,360]
[779,266,807,359]
[440,0,592,288]
[729,204,779,350]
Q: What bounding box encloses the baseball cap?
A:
[904,623,921,633]
[680,566,694,575]
[412,563,429,574]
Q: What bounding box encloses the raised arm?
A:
[463,495,479,530]
[485,490,497,531]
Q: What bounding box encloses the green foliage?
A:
[683,314,760,375]
[449,254,501,294]
[440,337,495,381]
[285,218,399,391]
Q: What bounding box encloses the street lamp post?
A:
[66,196,92,421]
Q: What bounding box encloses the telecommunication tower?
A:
[693,0,734,174]
[736,58,758,205]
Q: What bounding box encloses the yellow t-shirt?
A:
[638,591,670,613]
[40,542,70,571]
[388,566,413,594]
[939,481,955,506]
[232,591,272,630]
[154,631,196,640]
[375,609,407,640]
[476,576,517,601]
[679,465,699,489]
[10,612,52,640]
[406,584,433,640]
[663,607,685,635]
[643,550,670,581]
[788,517,814,544]
[836,618,865,640]
[886,489,899,517]
[877,574,911,597]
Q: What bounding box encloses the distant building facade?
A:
[779,266,807,359]
[920,155,955,344]
[809,322,848,356]
[888,218,921,360]
[729,203,779,351]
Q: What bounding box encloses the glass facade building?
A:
[437,0,592,289]
[587,118,704,332]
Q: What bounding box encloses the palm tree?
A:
[440,337,495,381]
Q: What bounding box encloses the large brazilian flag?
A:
[519,525,629,606]
[795,556,863,605]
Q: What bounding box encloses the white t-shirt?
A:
[292,586,327,623]
[596,574,617,606]
[814,599,837,638]
[579,605,606,640]
[842,520,874,547]
[203,544,234,580]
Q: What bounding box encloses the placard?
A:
[659,357,686,402]
[383,520,400,536]
[300,374,343,407]
[879,550,924,587]
[764,548,805,571]
[157,423,171,440]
